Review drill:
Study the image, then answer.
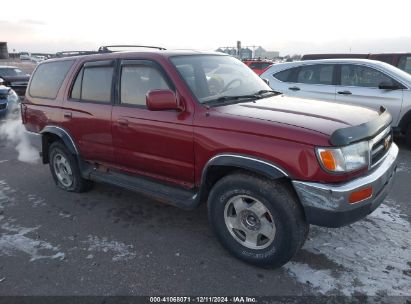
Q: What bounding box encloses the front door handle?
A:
[117,118,129,127]
[337,90,352,95]
[288,86,300,91]
[64,112,72,119]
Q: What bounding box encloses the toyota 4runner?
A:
[22,47,398,267]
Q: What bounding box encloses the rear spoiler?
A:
[330,107,392,146]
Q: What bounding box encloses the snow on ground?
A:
[83,235,137,262]
[0,181,65,261]
[286,200,411,296]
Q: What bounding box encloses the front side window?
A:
[70,62,113,103]
[398,55,411,74]
[296,64,334,85]
[340,65,393,87]
[120,65,170,106]
[30,60,74,99]
[171,55,271,103]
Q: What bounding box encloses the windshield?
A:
[0,67,27,77]
[171,55,272,104]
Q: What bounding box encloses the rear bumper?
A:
[26,130,42,152]
[292,143,398,228]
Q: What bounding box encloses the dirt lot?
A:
[0,59,36,74]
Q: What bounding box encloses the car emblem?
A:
[384,136,391,150]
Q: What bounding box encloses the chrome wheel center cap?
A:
[241,211,261,230]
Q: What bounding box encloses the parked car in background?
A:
[261,59,411,147]
[0,78,20,116]
[243,59,273,75]
[0,66,30,97]
[22,49,398,267]
[19,52,31,61]
[301,53,411,75]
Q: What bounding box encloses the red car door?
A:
[61,60,115,165]
[111,59,195,189]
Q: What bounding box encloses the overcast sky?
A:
[1,0,411,55]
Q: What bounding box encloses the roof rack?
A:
[98,45,166,52]
[55,51,100,57]
[55,45,166,58]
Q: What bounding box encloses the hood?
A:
[214,95,380,137]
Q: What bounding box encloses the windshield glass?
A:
[171,55,271,103]
[0,68,27,77]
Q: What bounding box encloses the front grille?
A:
[0,103,7,110]
[370,128,392,167]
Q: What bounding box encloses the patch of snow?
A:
[397,161,411,174]
[285,202,411,296]
[0,219,65,262]
[27,194,46,208]
[83,235,136,262]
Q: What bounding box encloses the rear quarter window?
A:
[29,60,74,99]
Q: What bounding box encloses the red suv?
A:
[22,48,398,267]
[243,59,273,75]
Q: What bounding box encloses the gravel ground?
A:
[0,118,410,302]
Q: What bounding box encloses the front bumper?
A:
[292,143,398,228]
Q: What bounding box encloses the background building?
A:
[0,42,9,59]
[216,43,279,60]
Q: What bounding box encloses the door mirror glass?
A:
[146,89,180,111]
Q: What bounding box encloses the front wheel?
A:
[207,173,308,268]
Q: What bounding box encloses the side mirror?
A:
[378,81,401,90]
[146,89,181,111]
[0,77,4,86]
[262,78,270,86]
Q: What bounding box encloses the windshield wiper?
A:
[203,94,262,106]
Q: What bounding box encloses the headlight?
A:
[316,141,369,173]
[7,90,19,104]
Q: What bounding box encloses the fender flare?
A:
[40,126,79,157]
[200,153,289,187]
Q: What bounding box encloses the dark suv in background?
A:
[22,47,398,267]
[0,65,30,97]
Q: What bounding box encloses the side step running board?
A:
[87,168,201,210]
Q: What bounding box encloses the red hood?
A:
[213,95,380,137]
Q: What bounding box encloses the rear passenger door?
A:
[274,64,336,101]
[62,60,115,164]
[335,64,404,125]
[111,60,194,188]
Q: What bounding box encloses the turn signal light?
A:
[348,187,373,204]
[319,150,336,171]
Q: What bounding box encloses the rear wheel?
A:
[207,173,308,268]
[49,141,92,192]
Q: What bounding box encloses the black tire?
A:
[406,123,411,149]
[207,173,308,268]
[48,141,93,192]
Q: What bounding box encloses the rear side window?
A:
[29,60,74,99]
[340,65,393,88]
[296,64,334,85]
[120,65,171,106]
[273,68,295,82]
[70,61,114,103]
[398,55,411,74]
